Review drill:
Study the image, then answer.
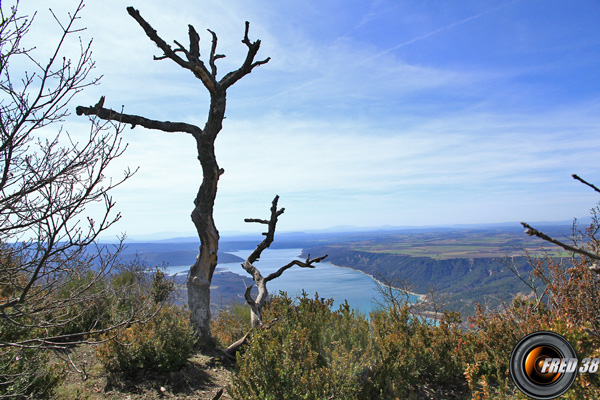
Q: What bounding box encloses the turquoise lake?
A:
[167,248,421,315]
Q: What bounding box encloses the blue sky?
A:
[19,0,600,237]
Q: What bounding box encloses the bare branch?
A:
[125,7,217,94]
[238,196,327,329]
[76,97,202,136]
[244,218,270,225]
[125,6,188,69]
[244,195,284,266]
[188,24,200,58]
[211,388,224,400]
[223,317,278,359]
[265,254,328,282]
[573,174,600,194]
[522,222,600,261]
[584,327,600,339]
[207,29,220,77]
[220,21,270,89]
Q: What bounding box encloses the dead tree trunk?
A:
[76,7,269,343]
[242,196,328,328]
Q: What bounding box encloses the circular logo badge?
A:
[510,331,578,399]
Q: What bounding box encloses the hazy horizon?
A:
[20,0,600,238]
[103,216,585,243]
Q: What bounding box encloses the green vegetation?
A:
[216,259,600,399]
[5,224,600,400]
[0,347,64,400]
[211,219,600,399]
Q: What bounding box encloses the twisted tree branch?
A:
[265,254,328,282]
[239,196,327,329]
[220,21,270,89]
[520,174,600,264]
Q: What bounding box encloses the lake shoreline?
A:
[319,258,427,302]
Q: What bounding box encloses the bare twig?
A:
[573,174,600,194]
[211,388,224,400]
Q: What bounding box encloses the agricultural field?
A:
[324,227,573,260]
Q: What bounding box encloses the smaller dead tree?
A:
[241,196,327,328]
[223,196,326,359]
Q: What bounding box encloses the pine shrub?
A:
[0,347,64,399]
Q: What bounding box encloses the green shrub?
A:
[96,304,196,373]
[227,244,600,399]
[229,291,472,400]
[230,292,369,400]
[49,261,171,342]
[363,305,467,399]
[0,347,64,399]
[52,269,113,340]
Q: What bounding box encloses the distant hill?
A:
[117,242,244,267]
[110,217,585,244]
[301,245,535,315]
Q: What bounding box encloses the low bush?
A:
[230,292,369,400]
[96,304,196,373]
[363,305,467,399]
[227,288,600,399]
[229,291,469,399]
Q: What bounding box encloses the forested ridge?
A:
[301,245,535,314]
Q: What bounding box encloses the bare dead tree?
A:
[241,195,327,328]
[75,6,270,343]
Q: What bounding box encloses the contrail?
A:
[366,0,520,63]
[263,0,520,101]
